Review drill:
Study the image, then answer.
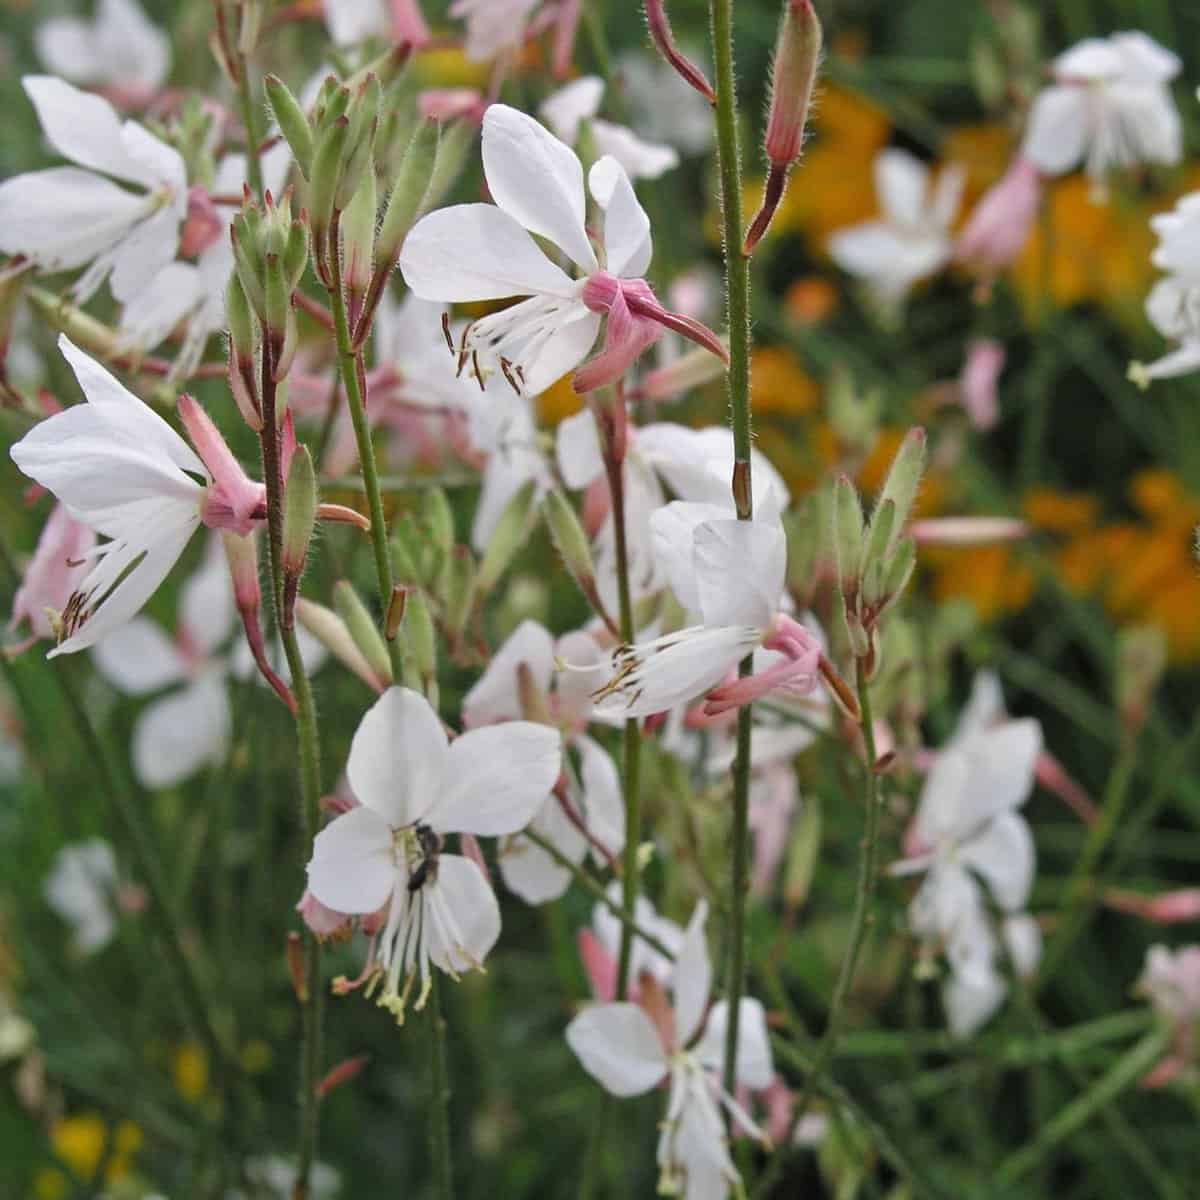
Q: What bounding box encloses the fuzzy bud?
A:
[476,479,537,595]
[1116,625,1167,737]
[643,0,715,103]
[401,588,438,701]
[341,166,377,297]
[333,580,393,686]
[225,531,295,711]
[281,447,317,627]
[543,490,608,622]
[874,428,926,555]
[376,120,440,267]
[265,74,315,179]
[296,597,389,692]
[832,475,865,599]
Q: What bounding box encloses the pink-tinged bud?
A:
[179,186,224,258]
[1034,751,1097,824]
[643,0,716,104]
[315,1054,370,1097]
[10,504,96,643]
[956,156,1040,277]
[418,88,486,122]
[745,0,822,254]
[296,889,352,939]
[552,0,582,78]
[578,927,618,1002]
[179,394,267,535]
[958,338,1005,431]
[1106,888,1200,924]
[909,516,1028,545]
[390,0,431,45]
[294,598,389,694]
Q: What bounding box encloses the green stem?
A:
[231,41,264,199]
[259,337,324,1195]
[325,213,406,682]
[427,972,454,1200]
[708,0,757,1104]
[990,1026,1171,1193]
[756,660,882,1194]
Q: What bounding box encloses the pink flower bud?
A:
[956,156,1040,276]
[909,516,1028,545]
[1106,888,1200,924]
[179,186,224,258]
[390,0,431,46]
[643,0,715,104]
[958,338,1005,431]
[178,394,267,535]
[418,88,486,122]
[764,1,822,167]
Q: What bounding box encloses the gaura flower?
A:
[399,104,725,397]
[1136,944,1200,1087]
[9,337,266,655]
[90,538,235,790]
[306,687,562,1021]
[955,157,1041,282]
[322,0,430,47]
[35,0,170,106]
[540,77,680,181]
[0,77,186,303]
[9,503,96,647]
[449,0,578,69]
[592,504,821,720]
[566,901,773,1199]
[43,839,120,956]
[578,886,683,1003]
[828,148,964,307]
[462,619,621,904]
[1022,32,1182,193]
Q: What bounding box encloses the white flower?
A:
[35,0,170,103]
[0,77,186,303]
[592,505,820,720]
[10,337,266,655]
[43,839,120,955]
[463,620,621,904]
[828,149,964,306]
[449,0,541,61]
[566,901,772,1199]
[241,1155,341,1200]
[1023,32,1181,191]
[891,673,1043,1036]
[306,687,561,1020]
[322,0,389,45]
[400,105,723,398]
[616,51,714,156]
[540,77,680,180]
[91,538,234,789]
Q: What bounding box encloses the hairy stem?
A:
[325,213,406,682]
[259,338,324,1196]
[427,972,454,1200]
[708,0,757,1102]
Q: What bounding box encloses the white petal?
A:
[35,19,98,83]
[131,672,229,789]
[95,0,171,90]
[1022,87,1088,175]
[1002,913,1043,978]
[322,0,388,44]
[553,630,607,726]
[346,687,449,826]
[119,262,204,350]
[695,998,774,1089]
[944,963,1007,1039]
[577,734,625,861]
[649,501,729,613]
[307,805,397,914]
[693,518,784,630]
[399,203,577,302]
[482,104,597,273]
[950,670,1006,743]
[107,203,183,303]
[960,811,1036,912]
[566,1003,667,1096]
[539,76,604,144]
[179,537,235,656]
[556,409,604,489]
[875,149,929,228]
[462,619,555,727]
[1053,38,1123,80]
[90,617,187,694]
[673,900,712,1047]
[590,156,652,279]
[498,797,585,905]
[514,306,602,396]
[957,719,1043,826]
[433,722,562,836]
[592,121,680,182]
[425,854,502,972]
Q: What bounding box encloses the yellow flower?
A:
[46,1114,142,1187]
[172,1040,209,1103]
[751,347,819,416]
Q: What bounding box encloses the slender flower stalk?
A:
[708,0,757,1104]
[257,335,324,1195]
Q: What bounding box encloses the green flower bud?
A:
[265,75,314,179]
[880,536,916,611]
[476,479,537,595]
[295,597,390,692]
[443,547,475,647]
[334,580,393,686]
[859,498,895,588]
[340,166,377,294]
[308,116,350,250]
[832,474,864,598]
[281,447,318,627]
[376,119,440,265]
[402,587,438,701]
[543,490,607,619]
[874,427,926,554]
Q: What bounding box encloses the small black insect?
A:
[407,823,443,893]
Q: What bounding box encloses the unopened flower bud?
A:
[419,487,456,562]
[281,448,317,627]
[634,342,728,402]
[265,74,315,179]
[476,479,537,595]
[442,547,475,650]
[746,0,822,254]
[336,76,382,213]
[832,474,864,599]
[880,536,916,611]
[225,535,294,709]
[296,596,389,692]
[26,287,121,360]
[401,587,438,700]
[1116,625,1167,737]
[859,499,896,585]
[376,120,440,267]
[315,1054,370,1098]
[309,116,350,279]
[874,427,926,555]
[341,168,377,296]
[644,0,716,103]
[333,580,393,686]
[390,524,422,588]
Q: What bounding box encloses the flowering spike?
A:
[643,0,716,104]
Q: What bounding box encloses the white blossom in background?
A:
[0,77,186,304]
[577,886,683,1001]
[450,0,541,62]
[616,50,714,156]
[462,619,620,904]
[1022,32,1182,194]
[235,1156,342,1200]
[890,672,1043,1037]
[306,688,561,1021]
[567,901,772,1198]
[10,338,267,655]
[35,0,170,106]
[90,538,234,790]
[400,104,725,398]
[1129,192,1200,388]
[1136,944,1200,1086]
[540,76,680,180]
[828,148,964,308]
[43,839,120,955]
